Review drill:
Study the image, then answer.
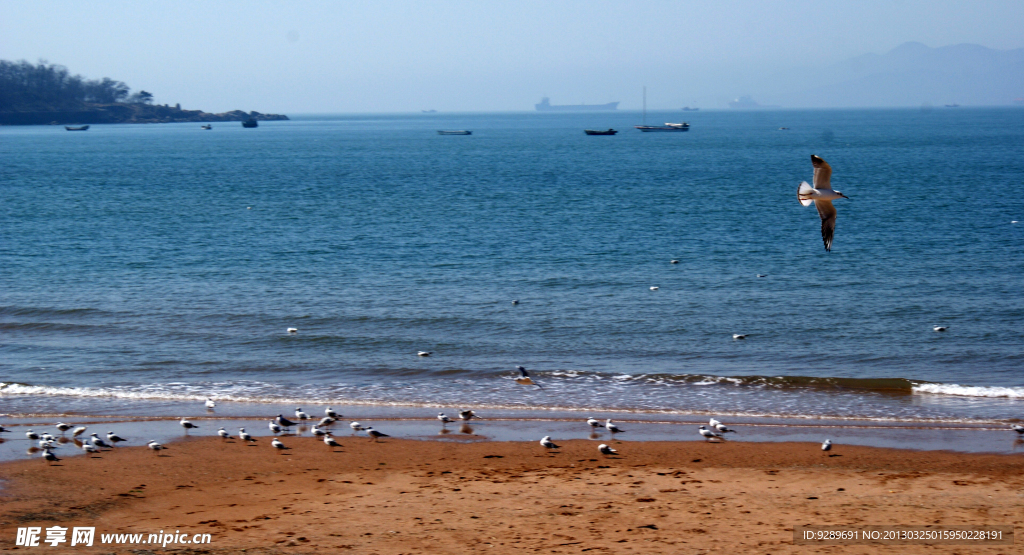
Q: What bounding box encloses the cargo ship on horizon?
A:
[535,97,619,111]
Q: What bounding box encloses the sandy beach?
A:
[1,436,1022,554]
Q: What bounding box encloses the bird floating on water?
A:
[732,334,747,340]
[649,286,659,291]
[598,444,617,455]
[933,326,948,332]
[798,154,849,252]
[515,366,542,388]
[511,299,519,305]
[287,328,298,334]
[670,260,679,264]
[1011,424,1024,435]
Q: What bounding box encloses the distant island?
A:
[0,60,288,125]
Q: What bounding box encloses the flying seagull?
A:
[515,366,541,388]
[798,154,849,251]
[55,422,73,433]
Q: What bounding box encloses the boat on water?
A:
[636,123,689,132]
[681,106,700,111]
[635,87,689,132]
[437,130,471,135]
[535,97,619,111]
[944,103,960,108]
[241,119,258,128]
[201,124,212,130]
[584,129,618,135]
[65,125,89,131]
[422,109,438,113]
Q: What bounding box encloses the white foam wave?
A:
[912,383,1024,398]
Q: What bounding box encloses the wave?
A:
[911,383,1024,398]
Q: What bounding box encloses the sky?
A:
[2,0,1024,113]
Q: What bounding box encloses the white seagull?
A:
[217,427,232,439]
[605,419,624,433]
[586,417,601,428]
[205,398,216,409]
[72,426,87,437]
[459,410,478,421]
[798,154,849,252]
[709,417,722,428]
[650,286,659,291]
[325,407,340,419]
[271,438,289,450]
[698,425,723,441]
[417,351,433,357]
[822,439,832,452]
[269,420,283,434]
[350,421,365,432]
[239,428,257,442]
[26,429,40,440]
[324,435,342,449]
[318,416,336,427]
[42,449,61,465]
[540,436,560,449]
[311,425,327,437]
[82,443,101,455]
[179,417,199,432]
[1011,425,1024,435]
[106,431,128,444]
[147,440,166,453]
[670,259,679,264]
[515,366,541,388]
[287,328,298,334]
[295,408,310,420]
[276,415,298,428]
[933,326,948,332]
[90,433,112,449]
[598,444,618,455]
[364,427,390,442]
[732,334,747,340]
[438,413,454,425]
[55,422,73,433]
[714,423,737,434]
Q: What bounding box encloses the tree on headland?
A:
[0,59,131,111]
[128,90,154,105]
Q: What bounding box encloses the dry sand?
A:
[1,436,1022,554]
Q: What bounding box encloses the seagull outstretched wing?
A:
[815,199,837,252]
[811,155,831,189]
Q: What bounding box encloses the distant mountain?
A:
[767,42,1024,107]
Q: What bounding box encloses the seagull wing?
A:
[814,199,837,251]
[811,155,831,189]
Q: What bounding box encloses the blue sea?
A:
[2,108,1023,428]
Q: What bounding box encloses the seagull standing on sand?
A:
[515,366,542,388]
[699,425,723,441]
[822,439,832,452]
[147,440,166,453]
[90,433,112,449]
[540,436,560,449]
[271,438,289,450]
[217,427,232,440]
[106,431,127,444]
[42,449,60,465]
[438,413,453,425]
[586,417,600,428]
[239,428,257,442]
[798,154,849,252]
[179,417,199,432]
[324,435,342,449]
[598,444,618,455]
[82,443,101,455]
[364,427,390,442]
[605,419,624,433]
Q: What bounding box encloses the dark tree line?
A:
[0,59,152,111]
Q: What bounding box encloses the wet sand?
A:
[1,437,1022,554]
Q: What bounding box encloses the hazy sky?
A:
[3,1,1023,112]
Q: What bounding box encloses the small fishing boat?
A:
[584,129,618,135]
[636,122,689,132]
[242,119,258,128]
[201,124,212,130]
[65,125,89,131]
[437,130,471,135]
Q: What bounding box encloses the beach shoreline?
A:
[1,436,1021,554]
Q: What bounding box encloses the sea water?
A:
[2,108,1023,426]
